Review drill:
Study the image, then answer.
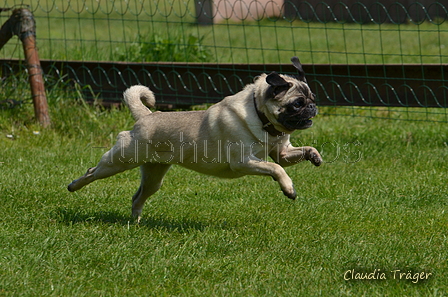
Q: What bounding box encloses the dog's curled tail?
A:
[123,85,156,121]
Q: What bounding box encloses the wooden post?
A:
[0,8,50,127]
[195,0,214,25]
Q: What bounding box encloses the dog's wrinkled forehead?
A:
[263,72,313,102]
[284,75,312,97]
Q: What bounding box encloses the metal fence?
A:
[0,0,447,122]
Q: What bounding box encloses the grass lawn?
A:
[0,92,447,296]
[0,1,447,295]
[2,0,448,64]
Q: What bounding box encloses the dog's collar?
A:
[253,94,285,137]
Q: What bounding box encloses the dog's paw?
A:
[132,209,143,224]
[67,182,76,192]
[282,185,297,200]
[308,148,322,167]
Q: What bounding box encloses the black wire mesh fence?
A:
[0,0,447,122]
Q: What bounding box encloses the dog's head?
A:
[255,57,317,132]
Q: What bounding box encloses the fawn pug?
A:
[68,57,322,222]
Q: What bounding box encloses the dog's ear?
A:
[266,72,288,87]
[291,56,307,83]
[266,72,291,98]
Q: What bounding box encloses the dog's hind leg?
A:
[68,131,143,192]
[132,163,171,222]
[68,146,140,192]
[67,162,139,192]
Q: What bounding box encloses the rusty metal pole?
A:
[0,8,50,127]
[17,8,51,127]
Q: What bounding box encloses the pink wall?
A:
[212,0,284,22]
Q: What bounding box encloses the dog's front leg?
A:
[230,159,297,199]
[271,145,322,168]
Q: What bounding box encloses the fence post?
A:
[0,8,50,127]
[195,0,214,25]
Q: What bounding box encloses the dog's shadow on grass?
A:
[54,207,207,232]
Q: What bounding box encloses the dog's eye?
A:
[292,100,302,109]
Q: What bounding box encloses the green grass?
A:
[0,1,447,295]
[2,0,448,64]
[0,90,447,296]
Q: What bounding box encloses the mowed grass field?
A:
[0,1,447,295]
[0,93,447,296]
[2,0,448,64]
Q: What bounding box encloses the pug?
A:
[68,57,322,222]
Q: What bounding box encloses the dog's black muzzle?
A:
[278,103,318,130]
